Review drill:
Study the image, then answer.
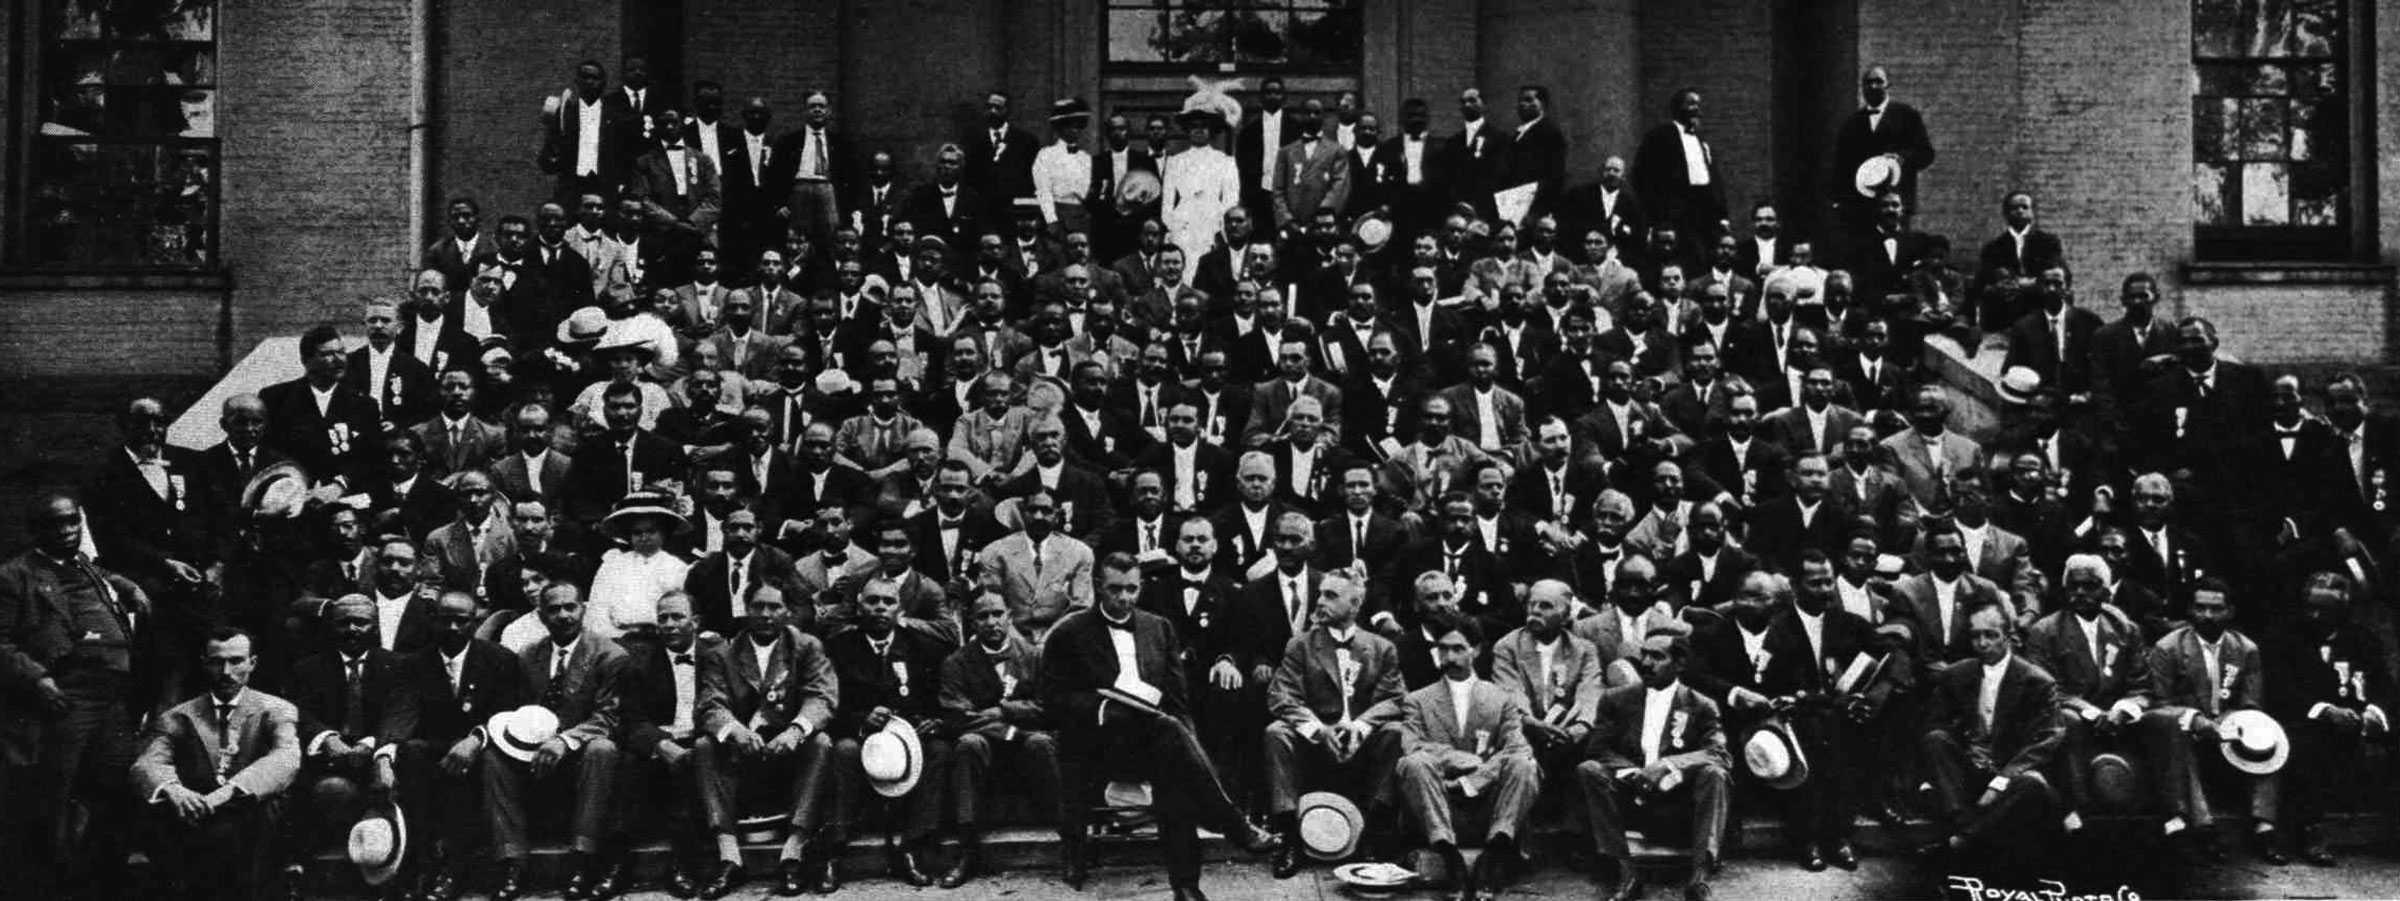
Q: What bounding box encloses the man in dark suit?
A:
[962,91,1038,205]
[131,628,302,901]
[2265,573,2391,864]
[1440,88,1511,223]
[1044,555,1278,900]
[1088,112,1159,263]
[386,589,524,901]
[2088,273,2175,427]
[1560,155,1645,253]
[1505,86,1568,221]
[423,198,490,297]
[1847,191,1934,308]
[1237,78,1301,229]
[1578,629,1730,901]
[539,60,642,204]
[1973,191,2066,305]
[363,430,459,543]
[343,297,438,428]
[936,593,1064,888]
[1759,554,1885,872]
[684,508,798,634]
[1259,569,1408,878]
[821,578,955,888]
[491,403,572,512]
[559,381,691,534]
[2023,555,2150,836]
[1746,453,1849,575]
[84,398,211,675]
[693,584,840,896]
[612,591,722,896]
[1918,602,2064,859]
[261,325,386,487]
[1375,98,1445,241]
[283,595,412,880]
[904,147,984,256]
[1633,90,1726,245]
[358,537,442,655]
[2001,264,2105,402]
[479,583,630,900]
[1831,67,1936,236]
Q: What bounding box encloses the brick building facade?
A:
[3,0,2394,386]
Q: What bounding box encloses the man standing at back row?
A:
[1831,66,1935,238]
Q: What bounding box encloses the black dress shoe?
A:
[939,847,982,889]
[699,862,746,900]
[776,859,808,897]
[892,844,934,887]
[1169,882,1211,901]
[1271,839,1301,879]
[1829,842,1858,871]
[587,861,629,900]
[2253,830,2290,866]
[666,863,699,899]
[561,855,595,900]
[1684,880,1713,901]
[490,861,529,901]
[2301,839,2337,867]
[809,856,841,895]
[1801,843,1828,872]
[420,867,462,901]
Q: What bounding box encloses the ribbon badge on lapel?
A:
[1628,416,1645,439]
[1750,649,1772,680]
[2219,663,2239,704]
[389,376,405,406]
[1000,672,1019,699]
[1197,609,1212,631]
[329,422,353,455]
[1670,709,1689,749]
[2375,469,2388,512]
[1473,728,1492,757]
[168,473,187,511]
[1196,471,1209,497]
[460,680,477,714]
[2335,659,2354,700]
[2102,643,2119,675]
[891,659,911,698]
[435,350,450,371]
[1337,650,1361,689]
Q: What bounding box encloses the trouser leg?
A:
[827,737,864,843]
[1919,728,1971,828]
[900,737,954,843]
[949,733,994,830]
[480,750,533,859]
[1575,760,1632,860]
[787,731,835,831]
[1394,753,1454,847]
[1482,754,1540,842]
[572,738,621,853]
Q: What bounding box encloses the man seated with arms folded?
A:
[1578,625,1729,901]
[935,592,1065,888]
[1392,613,1539,901]
[133,628,301,901]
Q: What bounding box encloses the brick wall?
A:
[1396,4,1479,137]
[842,0,1007,181]
[1478,0,1639,184]
[434,0,621,220]
[1855,0,2021,244]
[681,0,840,135]
[1638,0,1778,231]
[2015,0,2191,301]
[2186,282,2386,364]
[0,288,221,379]
[219,0,416,348]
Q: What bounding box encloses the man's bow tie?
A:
[1066,145,1083,154]
[1104,616,1136,632]
[672,653,695,666]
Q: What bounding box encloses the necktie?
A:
[214,701,234,741]
[1354,519,1367,556]
[809,129,827,178]
[1031,538,1044,580]
[730,558,746,608]
[236,449,252,475]
[342,560,358,584]
[448,424,463,454]
[445,654,463,696]
[545,649,568,708]
[1144,521,1159,552]
[343,658,369,737]
[1286,577,1304,628]
[1444,547,1461,578]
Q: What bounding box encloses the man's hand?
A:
[162,784,210,824]
[372,756,398,793]
[442,735,482,775]
[201,786,236,815]
[1728,687,1772,710]
[866,706,895,733]
[1640,762,1674,788]
[1440,749,1482,777]
[341,741,378,769]
[1251,664,1275,686]
[322,735,355,760]
[1977,787,2002,808]
[531,738,568,777]
[33,676,68,714]
[1208,659,1245,691]
[1522,718,1567,747]
[2321,706,2363,731]
[164,558,204,583]
[2191,715,2220,740]
[766,726,804,756]
[726,723,764,757]
[658,739,690,767]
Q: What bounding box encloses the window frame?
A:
[2189,0,2376,263]
[6,0,223,272]
[1099,0,1363,77]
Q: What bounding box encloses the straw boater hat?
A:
[554,306,610,345]
[592,328,660,363]
[1296,791,1364,861]
[346,797,408,886]
[240,461,312,519]
[485,705,560,763]
[1998,365,2042,405]
[601,490,690,539]
[1741,718,1810,790]
[1853,155,1902,198]
[2217,709,2291,775]
[862,717,925,798]
[1048,97,1092,127]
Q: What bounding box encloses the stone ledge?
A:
[2183,262,2396,286]
[0,269,232,291]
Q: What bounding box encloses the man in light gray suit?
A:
[1876,386,1982,512]
[133,628,302,900]
[1271,99,1353,233]
[1245,338,1346,448]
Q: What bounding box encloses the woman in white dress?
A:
[1161,79,1245,284]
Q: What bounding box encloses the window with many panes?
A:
[2190,0,2368,262]
[15,0,218,269]
[1103,0,1362,74]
